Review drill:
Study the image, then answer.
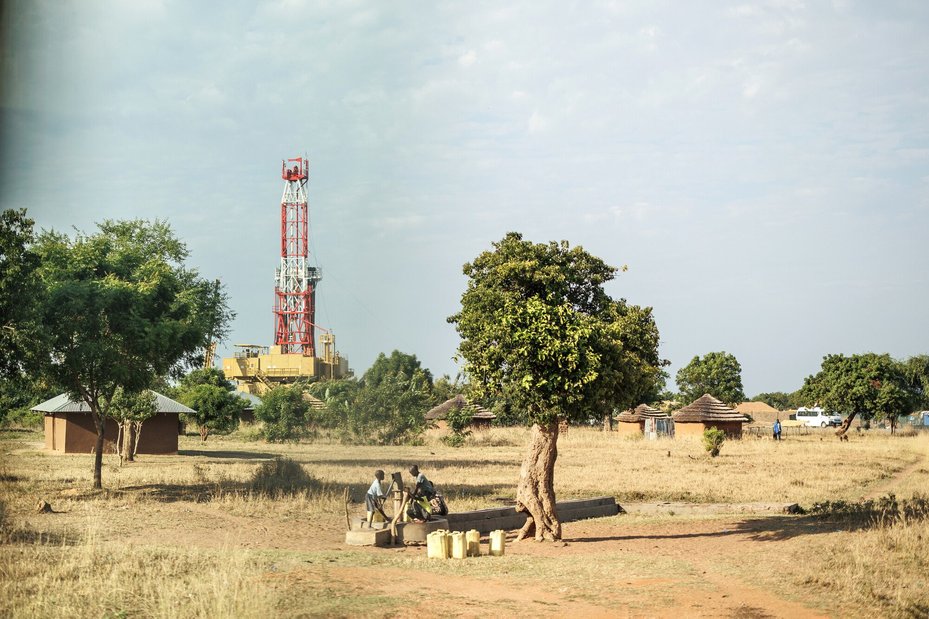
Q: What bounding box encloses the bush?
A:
[1,407,42,430]
[703,427,725,457]
[809,493,929,525]
[249,457,317,495]
[256,385,313,443]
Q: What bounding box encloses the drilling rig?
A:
[222,156,350,394]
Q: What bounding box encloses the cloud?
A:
[527,110,548,134]
[458,50,476,67]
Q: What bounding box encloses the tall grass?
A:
[0,518,278,618]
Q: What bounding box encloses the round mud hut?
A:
[616,404,668,437]
[672,394,748,439]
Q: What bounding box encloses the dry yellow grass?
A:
[1,427,927,617]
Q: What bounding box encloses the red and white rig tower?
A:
[273,156,320,356]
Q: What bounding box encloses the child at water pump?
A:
[365,469,387,527]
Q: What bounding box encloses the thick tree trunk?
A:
[92,413,105,489]
[121,421,136,462]
[515,421,561,542]
[836,411,858,438]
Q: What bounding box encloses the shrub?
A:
[703,427,725,457]
[256,385,313,443]
[249,457,317,495]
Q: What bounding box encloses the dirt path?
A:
[863,443,929,499]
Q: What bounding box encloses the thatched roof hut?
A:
[734,401,781,424]
[616,404,669,435]
[425,395,496,429]
[672,394,748,438]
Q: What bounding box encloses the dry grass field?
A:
[1,426,928,618]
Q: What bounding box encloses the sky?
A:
[2,0,927,397]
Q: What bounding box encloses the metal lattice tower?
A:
[273,156,320,355]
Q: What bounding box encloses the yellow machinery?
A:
[222,335,351,395]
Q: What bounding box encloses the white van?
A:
[795,406,842,427]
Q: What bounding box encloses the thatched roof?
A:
[735,401,779,415]
[672,394,748,423]
[617,404,668,422]
[425,395,496,421]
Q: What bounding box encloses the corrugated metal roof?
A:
[32,390,194,415]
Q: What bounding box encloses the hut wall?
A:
[674,421,744,439]
[50,412,179,454]
[135,413,180,454]
[616,421,642,436]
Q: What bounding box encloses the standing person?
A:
[773,418,782,441]
[365,469,387,527]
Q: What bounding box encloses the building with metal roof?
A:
[34,391,190,454]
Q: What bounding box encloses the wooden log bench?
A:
[445,496,620,534]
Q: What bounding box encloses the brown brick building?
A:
[34,391,193,454]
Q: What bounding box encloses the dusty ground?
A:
[3,429,928,617]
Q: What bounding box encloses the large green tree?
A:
[0,209,41,387]
[176,369,244,441]
[675,351,745,406]
[802,353,918,436]
[256,383,315,442]
[34,220,232,488]
[449,232,663,541]
[349,369,431,445]
[361,350,433,390]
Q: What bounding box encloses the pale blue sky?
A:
[2,0,927,396]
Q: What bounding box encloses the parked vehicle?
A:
[796,406,842,427]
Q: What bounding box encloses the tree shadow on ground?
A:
[567,512,886,545]
[178,449,279,460]
[306,457,519,469]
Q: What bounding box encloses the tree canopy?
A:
[0,209,41,383]
[361,350,433,390]
[33,219,232,487]
[675,351,745,406]
[176,369,244,441]
[802,353,920,434]
[449,232,663,541]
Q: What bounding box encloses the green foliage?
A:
[30,219,233,486]
[174,369,243,440]
[0,374,60,428]
[801,353,919,428]
[443,401,474,446]
[178,368,236,392]
[449,232,664,427]
[179,384,244,440]
[256,384,314,443]
[361,350,433,390]
[0,210,41,394]
[34,219,232,401]
[108,388,157,424]
[902,355,929,410]
[702,427,726,457]
[345,370,430,445]
[676,351,745,406]
[750,391,803,411]
[431,373,467,406]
